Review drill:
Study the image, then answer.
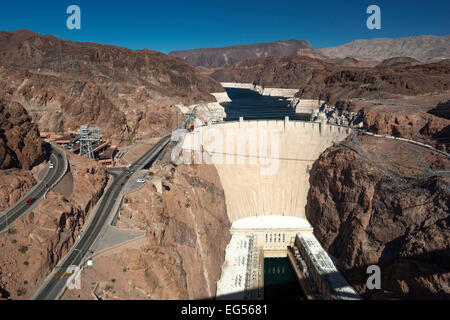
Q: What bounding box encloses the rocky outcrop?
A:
[0,98,44,170]
[0,170,36,211]
[117,160,230,299]
[360,108,450,152]
[211,55,334,89]
[306,134,450,299]
[0,30,223,143]
[64,152,231,300]
[296,62,450,104]
[169,39,325,68]
[320,35,450,62]
[211,55,450,106]
[0,153,108,299]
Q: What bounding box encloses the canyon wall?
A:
[306,134,449,299]
[0,30,225,143]
[62,154,231,300]
[119,161,230,299]
[211,55,450,107]
[169,39,325,68]
[0,98,45,212]
[0,98,44,170]
[0,154,108,299]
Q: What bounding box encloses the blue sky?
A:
[1,0,449,53]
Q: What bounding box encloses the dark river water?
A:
[264,258,305,300]
[221,88,310,121]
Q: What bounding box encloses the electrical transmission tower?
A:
[54,33,64,73]
[79,125,102,159]
[69,55,82,98]
[109,69,118,97]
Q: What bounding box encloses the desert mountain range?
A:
[0,30,223,143]
[170,34,450,68]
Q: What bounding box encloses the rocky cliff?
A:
[0,98,44,170]
[360,106,450,152]
[0,98,45,212]
[0,170,36,212]
[0,30,224,143]
[119,162,230,299]
[306,134,449,299]
[62,153,231,300]
[298,62,450,104]
[0,154,108,299]
[211,55,334,88]
[169,39,325,69]
[210,55,450,105]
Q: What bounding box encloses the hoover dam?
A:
[181,118,351,221]
[180,117,360,299]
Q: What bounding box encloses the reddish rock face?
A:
[0,98,44,170]
[211,55,334,88]
[169,39,325,69]
[360,107,450,152]
[0,170,36,211]
[61,155,231,300]
[306,134,450,299]
[0,30,223,143]
[114,160,231,299]
[211,55,450,105]
[0,154,108,300]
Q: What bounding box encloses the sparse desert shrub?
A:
[18,246,28,254]
[105,285,113,291]
[16,288,26,296]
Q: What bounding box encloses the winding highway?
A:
[33,135,171,300]
[0,145,67,233]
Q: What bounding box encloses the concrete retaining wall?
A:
[220,82,298,98]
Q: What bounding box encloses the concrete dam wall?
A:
[181,120,351,223]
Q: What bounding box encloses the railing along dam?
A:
[180,118,352,223]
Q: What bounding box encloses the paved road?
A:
[33,135,171,300]
[0,145,67,233]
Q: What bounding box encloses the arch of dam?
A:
[179,118,359,300]
[181,118,352,222]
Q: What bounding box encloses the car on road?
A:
[49,163,54,169]
[136,179,146,183]
[26,198,36,205]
